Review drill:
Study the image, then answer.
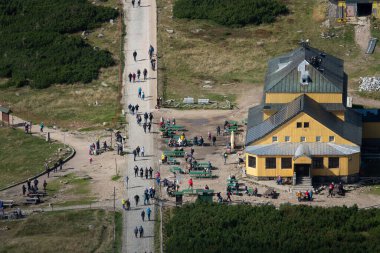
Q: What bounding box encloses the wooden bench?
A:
[164,150,185,157]
[189,171,212,178]
[227,120,238,126]
[167,157,180,165]
[193,162,212,169]
[170,167,185,174]
[198,98,210,104]
[24,197,41,205]
[1,200,14,208]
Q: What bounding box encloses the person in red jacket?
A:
[188,178,193,189]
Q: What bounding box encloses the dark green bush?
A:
[165,203,380,253]
[173,0,288,27]
[0,0,118,89]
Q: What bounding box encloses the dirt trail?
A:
[354,17,371,52]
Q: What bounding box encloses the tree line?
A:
[164,203,380,253]
[173,0,288,27]
[0,0,118,88]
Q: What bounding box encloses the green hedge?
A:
[0,0,118,89]
[165,203,380,253]
[173,0,288,27]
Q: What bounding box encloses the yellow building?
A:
[245,45,363,184]
[337,0,380,21]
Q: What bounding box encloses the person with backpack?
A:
[139,226,144,238]
[143,68,148,80]
[146,207,151,221]
[133,50,137,61]
[134,194,140,206]
[134,226,138,237]
[141,210,145,221]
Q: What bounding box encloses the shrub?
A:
[173,0,288,27]
[0,0,118,89]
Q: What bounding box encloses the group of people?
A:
[296,190,313,202]
[128,103,140,115]
[128,68,148,82]
[137,86,145,100]
[24,121,33,134]
[132,146,145,161]
[133,165,154,179]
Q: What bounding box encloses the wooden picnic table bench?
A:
[189,171,212,178]
[170,167,185,174]
[164,124,186,129]
[161,131,176,138]
[163,150,185,157]
[28,193,47,198]
[1,200,14,208]
[167,157,180,165]
[227,120,238,126]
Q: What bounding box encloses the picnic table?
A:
[189,171,212,178]
[24,197,41,205]
[163,124,186,130]
[161,130,176,138]
[227,120,238,126]
[192,162,212,169]
[163,150,185,157]
[170,166,185,174]
[160,126,186,132]
[0,200,14,208]
[167,157,180,165]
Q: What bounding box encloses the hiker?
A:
[328,182,334,197]
[188,178,193,189]
[137,0,141,7]
[126,199,131,210]
[149,112,153,123]
[149,167,153,178]
[227,191,232,202]
[223,152,228,165]
[144,190,150,205]
[133,50,137,61]
[212,136,216,146]
[40,122,44,132]
[122,199,126,210]
[143,68,148,80]
[136,146,141,156]
[125,176,129,189]
[216,126,221,136]
[43,180,47,192]
[148,45,154,59]
[34,178,39,188]
[141,91,145,100]
[143,123,147,133]
[208,132,211,141]
[22,184,26,196]
[128,73,132,82]
[134,227,138,237]
[134,194,140,206]
[199,136,204,146]
[141,146,145,157]
[139,225,144,238]
[144,112,148,122]
[140,167,144,178]
[151,58,156,70]
[141,210,145,221]
[145,167,148,179]
[27,180,31,190]
[132,72,136,82]
[147,122,151,133]
[138,87,142,98]
[135,104,139,112]
[134,165,139,177]
[133,149,137,161]
[146,207,151,221]
[137,69,141,80]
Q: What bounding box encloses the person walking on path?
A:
[216,126,221,136]
[134,226,138,237]
[149,167,153,179]
[141,210,145,221]
[212,136,216,146]
[128,73,132,82]
[139,225,144,238]
[134,194,140,206]
[227,191,232,202]
[149,112,153,123]
[132,72,136,82]
[148,45,154,59]
[133,149,137,161]
[137,0,141,7]
[143,123,147,133]
[138,87,142,98]
[126,198,131,210]
[135,104,139,113]
[328,182,335,197]
[125,176,129,189]
[141,146,145,157]
[43,180,47,192]
[134,165,138,177]
[40,122,44,132]
[137,69,141,80]
[141,91,145,100]
[133,50,137,61]
[140,167,144,178]
[143,68,148,80]
[145,167,148,179]
[147,122,151,133]
[136,146,141,156]
[223,152,228,165]
[188,178,193,189]
[146,207,151,221]
[22,185,26,196]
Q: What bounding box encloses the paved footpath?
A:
[122,1,157,253]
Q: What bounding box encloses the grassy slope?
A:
[157,0,380,104]
[0,128,62,188]
[0,209,122,253]
[0,0,122,130]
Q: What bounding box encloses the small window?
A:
[272,136,278,142]
[329,136,335,142]
[304,122,309,128]
[300,136,306,142]
[316,136,321,142]
[285,136,290,142]
[328,157,339,168]
[281,158,292,169]
[248,156,256,168]
[296,122,302,128]
[265,158,276,169]
[312,157,324,169]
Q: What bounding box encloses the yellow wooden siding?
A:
[373,1,380,18]
[363,122,380,138]
[265,93,342,104]
[251,112,355,146]
[245,154,359,178]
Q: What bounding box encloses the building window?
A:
[281,158,292,169]
[272,136,278,142]
[285,136,290,142]
[328,157,339,168]
[265,158,276,169]
[312,157,324,169]
[300,136,306,142]
[296,122,302,128]
[248,156,256,168]
[329,136,335,142]
[304,122,309,128]
[316,136,321,142]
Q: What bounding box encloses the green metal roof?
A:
[0,106,10,114]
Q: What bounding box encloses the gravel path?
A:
[121,1,158,253]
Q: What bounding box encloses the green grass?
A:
[0,128,63,189]
[367,185,380,196]
[111,175,122,181]
[157,0,380,105]
[0,0,122,129]
[0,209,122,253]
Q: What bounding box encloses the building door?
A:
[295,164,310,177]
[357,3,372,16]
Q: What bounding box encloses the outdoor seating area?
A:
[163,150,185,157]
